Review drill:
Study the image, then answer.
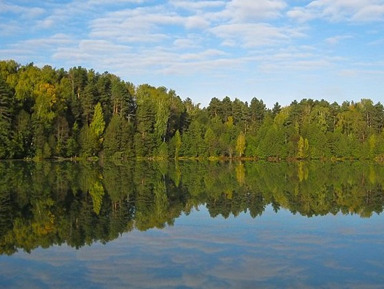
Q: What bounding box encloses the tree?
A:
[90,102,105,141]
[2,60,384,161]
[66,122,79,157]
[82,80,97,125]
[173,130,182,159]
[0,60,19,89]
[208,97,222,118]
[0,78,13,158]
[180,120,205,157]
[79,125,99,157]
[13,110,33,158]
[15,64,40,105]
[204,128,217,157]
[257,124,285,159]
[78,102,105,158]
[103,115,122,158]
[236,131,246,157]
[272,102,281,117]
[155,94,170,142]
[111,78,135,119]
[250,97,266,126]
[297,136,309,159]
[120,119,135,159]
[55,116,70,156]
[221,96,232,122]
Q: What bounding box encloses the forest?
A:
[1,60,384,161]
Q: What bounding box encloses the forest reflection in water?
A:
[0,160,383,255]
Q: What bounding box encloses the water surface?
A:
[0,161,384,288]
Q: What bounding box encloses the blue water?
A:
[1,205,384,289]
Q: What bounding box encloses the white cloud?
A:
[325,35,353,45]
[224,0,287,22]
[170,0,225,11]
[0,21,23,36]
[256,48,335,72]
[211,23,304,47]
[89,7,185,43]
[338,68,384,77]
[20,33,74,48]
[352,4,384,21]
[0,34,75,64]
[0,2,45,19]
[286,7,316,22]
[160,57,245,76]
[179,49,227,61]
[288,0,384,22]
[173,35,202,49]
[88,0,149,4]
[185,15,210,29]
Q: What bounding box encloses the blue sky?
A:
[1,0,384,108]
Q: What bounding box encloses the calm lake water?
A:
[1,161,384,288]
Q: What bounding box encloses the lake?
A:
[1,161,384,288]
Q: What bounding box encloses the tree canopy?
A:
[1,60,384,161]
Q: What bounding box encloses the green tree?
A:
[204,128,217,157]
[103,115,122,158]
[13,110,33,158]
[90,102,105,140]
[54,116,70,156]
[236,131,246,157]
[111,77,135,119]
[249,97,266,127]
[79,125,99,157]
[0,78,13,158]
[173,130,182,159]
[66,122,79,157]
[297,136,309,159]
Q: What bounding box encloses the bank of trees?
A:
[1,60,384,160]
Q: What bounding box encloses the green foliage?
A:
[156,142,169,159]
[90,102,105,139]
[235,131,246,157]
[1,60,384,160]
[0,77,13,158]
[79,125,99,157]
[204,128,217,157]
[297,136,309,159]
[103,115,122,157]
[172,130,182,159]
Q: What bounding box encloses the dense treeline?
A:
[1,161,384,254]
[1,60,384,160]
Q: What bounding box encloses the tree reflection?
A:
[0,160,383,255]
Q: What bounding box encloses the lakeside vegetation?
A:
[1,60,384,161]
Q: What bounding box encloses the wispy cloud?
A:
[1,0,384,107]
[287,0,384,22]
[325,34,353,45]
[223,0,287,22]
[170,0,225,11]
[211,23,305,47]
[0,2,45,19]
